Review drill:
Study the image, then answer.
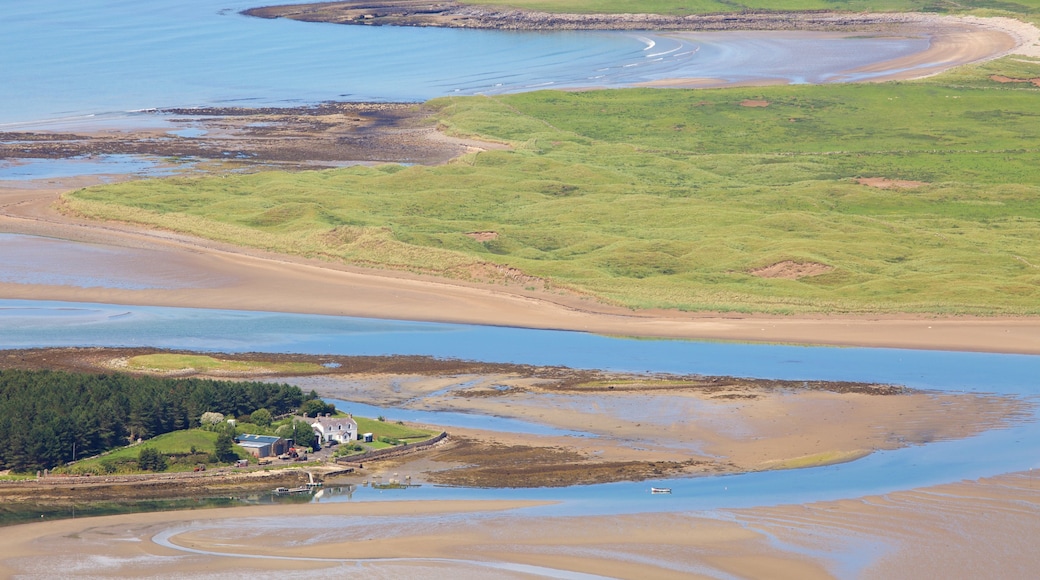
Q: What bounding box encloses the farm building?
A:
[236,434,289,458]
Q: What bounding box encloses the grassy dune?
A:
[66,57,1040,314]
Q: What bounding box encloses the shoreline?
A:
[245,3,1040,60]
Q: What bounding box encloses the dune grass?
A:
[65,57,1040,315]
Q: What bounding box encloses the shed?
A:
[236,434,288,458]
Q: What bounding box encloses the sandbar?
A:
[3,182,1040,354]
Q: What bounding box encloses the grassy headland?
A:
[460,0,1040,18]
[263,0,1040,26]
[65,57,1040,315]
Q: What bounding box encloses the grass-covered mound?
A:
[125,354,326,375]
[66,57,1040,315]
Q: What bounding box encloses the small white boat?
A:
[651,487,672,494]
[274,486,313,495]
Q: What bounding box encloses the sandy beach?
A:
[640,19,1025,89]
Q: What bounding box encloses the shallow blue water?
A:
[2,299,1035,392]
[1,1,930,128]
[325,398,590,438]
[1,298,1038,513]
[0,155,181,180]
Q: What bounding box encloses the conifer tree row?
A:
[0,369,304,472]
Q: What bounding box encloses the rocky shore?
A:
[0,102,471,171]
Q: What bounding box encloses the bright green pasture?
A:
[352,417,439,442]
[66,58,1040,314]
[460,0,1040,17]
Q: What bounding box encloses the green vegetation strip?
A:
[66,57,1040,315]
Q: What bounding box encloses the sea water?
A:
[1,0,930,128]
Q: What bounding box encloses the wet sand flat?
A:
[2,471,1037,579]
[293,370,1024,481]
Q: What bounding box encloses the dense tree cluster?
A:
[137,447,167,472]
[299,398,336,418]
[0,369,304,472]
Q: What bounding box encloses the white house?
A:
[311,414,358,444]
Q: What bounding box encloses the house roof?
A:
[311,415,357,429]
[237,434,283,448]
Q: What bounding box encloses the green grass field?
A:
[353,417,439,442]
[62,429,244,474]
[65,56,1040,315]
